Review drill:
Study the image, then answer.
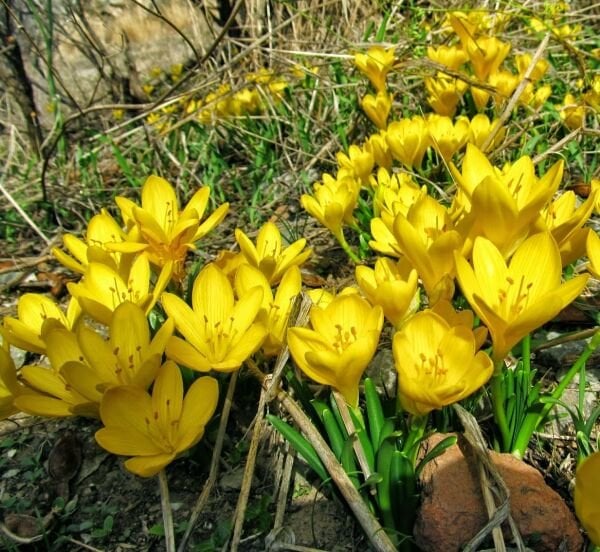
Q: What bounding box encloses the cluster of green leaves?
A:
[269,372,455,549]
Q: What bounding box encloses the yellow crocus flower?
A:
[60,302,173,404]
[52,211,133,275]
[451,144,562,257]
[301,173,359,244]
[354,46,395,92]
[583,76,600,111]
[162,264,266,372]
[386,117,430,169]
[361,90,393,130]
[515,54,548,82]
[68,254,170,326]
[369,213,404,258]
[231,88,262,116]
[426,114,470,160]
[114,175,229,280]
[488,69,519,102]
[336,144,375,185]
[268,78,289,100]
[538,189,598,266]
[2,294,80,354]
[364,131,393,170]
[235,221,312,285]
[448,14,511,76]
[235,265,302,357]
[15,303,172,417]
[427,44,469,70]
[287,293,383,407]
[371,168,425,226]
[95,361,218,477]
[575,451,600,546]
[467,114,505,151]
[559,93,585,130]
[530,84,552,108]
[425,74,468,117]
[445,10,507,38]
[392,308,493,416]
[455,232,588,362]
[15,323,98,417]
[552,23,581,40]
[465,36,511,82]
[470,85,491,112]
[356,258,419,328]
[392,194,463,303]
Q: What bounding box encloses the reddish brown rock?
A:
[414,434,583,552]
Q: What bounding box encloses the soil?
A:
[0,406,363,551]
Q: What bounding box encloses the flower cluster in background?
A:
[144,67,305,132]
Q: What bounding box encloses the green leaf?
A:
[349,406,375,473]
[415,435,457,478]
[149,523,165,536]
[285,371,322,428]
[364,378,384,450]
[375,439,396,530]
[103,515,114,532]
[267,415,329,483]
[315,403,345,461]
[390,451,416,527]
[329,394,349,440]
[340,436,360,489]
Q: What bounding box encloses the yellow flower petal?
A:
[96,426,164,457]
[194,202,229,241]
[61,361,104,403]
[14,394,74,417]
[166,336,212,372]
[176,376,218,451]
[192,264,234,323]
[99,385,153,433]
[181,187,210,221]
[141,175,179,235]
[152,361,183,443]
[124,453,176,478]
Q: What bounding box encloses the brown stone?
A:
[414,434,583,552]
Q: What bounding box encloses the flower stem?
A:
[521,334,531,375]
[158,470,175,552]
[404,414,428,465]
[490,360,511,452]
[336,229,361,264]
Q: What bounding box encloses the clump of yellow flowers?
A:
[0,174,316,479]
[144,67,302,132]
[292,8,599,545]
[0,176,234,478]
